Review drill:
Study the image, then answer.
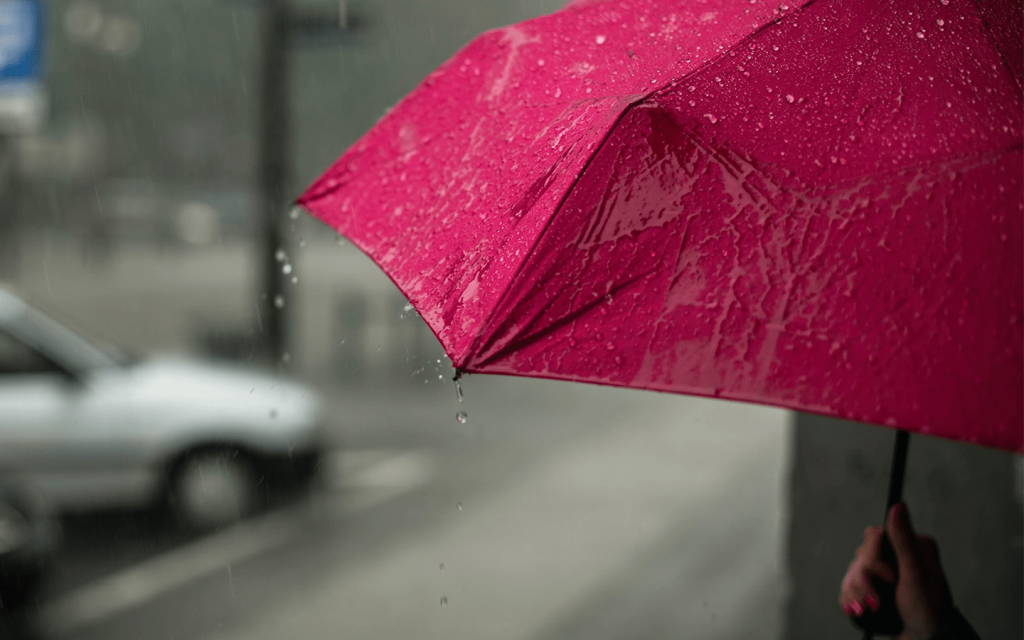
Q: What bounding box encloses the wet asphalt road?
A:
[22,376,792,640]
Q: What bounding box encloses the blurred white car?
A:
[0,289,323,530]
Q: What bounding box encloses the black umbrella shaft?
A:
[862,429,911,640]
[884,429,910,516]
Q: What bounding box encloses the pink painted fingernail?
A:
[850,601,864,616]
[865,595,879,610]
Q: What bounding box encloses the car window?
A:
[0,328,62,375]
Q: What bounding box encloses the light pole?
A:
[255,0,351,364]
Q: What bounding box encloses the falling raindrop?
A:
[274,295,285,309]
[439,563,445,571]
[282,263,293,274]
[269,409,277,419]
[282,352,291,363]
[288,206,302,220]
[456,501,463,511]
[456,411,468,424]
[275,249,286,262]
[440,596,448,607]
[455,378,464,403]
[336,237,346,246]
[299,239,307,248]
[291,276,299,284]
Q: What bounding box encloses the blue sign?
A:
[0,0,43,80]
[0,0,44,132]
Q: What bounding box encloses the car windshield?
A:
[7,303,127,371]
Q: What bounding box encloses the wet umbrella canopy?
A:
[299,0,1023,453]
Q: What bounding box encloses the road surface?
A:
[35,377,792,640]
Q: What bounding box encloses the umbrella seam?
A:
[463,97,646,370]
[968,0,1024,98]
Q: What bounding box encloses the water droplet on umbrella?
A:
[940,0,949,5]
[606,341,616,350]
[456,411,468,424]
[704,113,718,123]
[440,596,448,607]
[274,295,285,309]
[936,18,944,26]
[688,85,696,92]
[282,263,293,274]
[689,100,696,106]
[595,34,606,44]
[785,94,795,103]
[772,44,779,51]
[916,31,925,39]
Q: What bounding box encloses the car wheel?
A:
[169,448,258,531]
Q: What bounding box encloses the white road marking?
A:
[41,449,435,636]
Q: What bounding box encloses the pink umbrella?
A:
[299,0,1021,633]
[300,0,1022,454]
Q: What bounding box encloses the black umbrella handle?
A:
[854,429,910,638]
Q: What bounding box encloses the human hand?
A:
[839,502,954,640]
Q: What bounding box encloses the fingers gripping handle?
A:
[853,429,910,638]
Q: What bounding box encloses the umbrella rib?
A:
[470,263,664,370]
[463,97,649,369]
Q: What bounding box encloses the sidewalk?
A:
[217,392,792,640]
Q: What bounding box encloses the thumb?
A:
[886,501,920,576]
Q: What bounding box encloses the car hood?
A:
[122,356,322,439]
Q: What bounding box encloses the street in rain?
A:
[0,1,1019,640]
